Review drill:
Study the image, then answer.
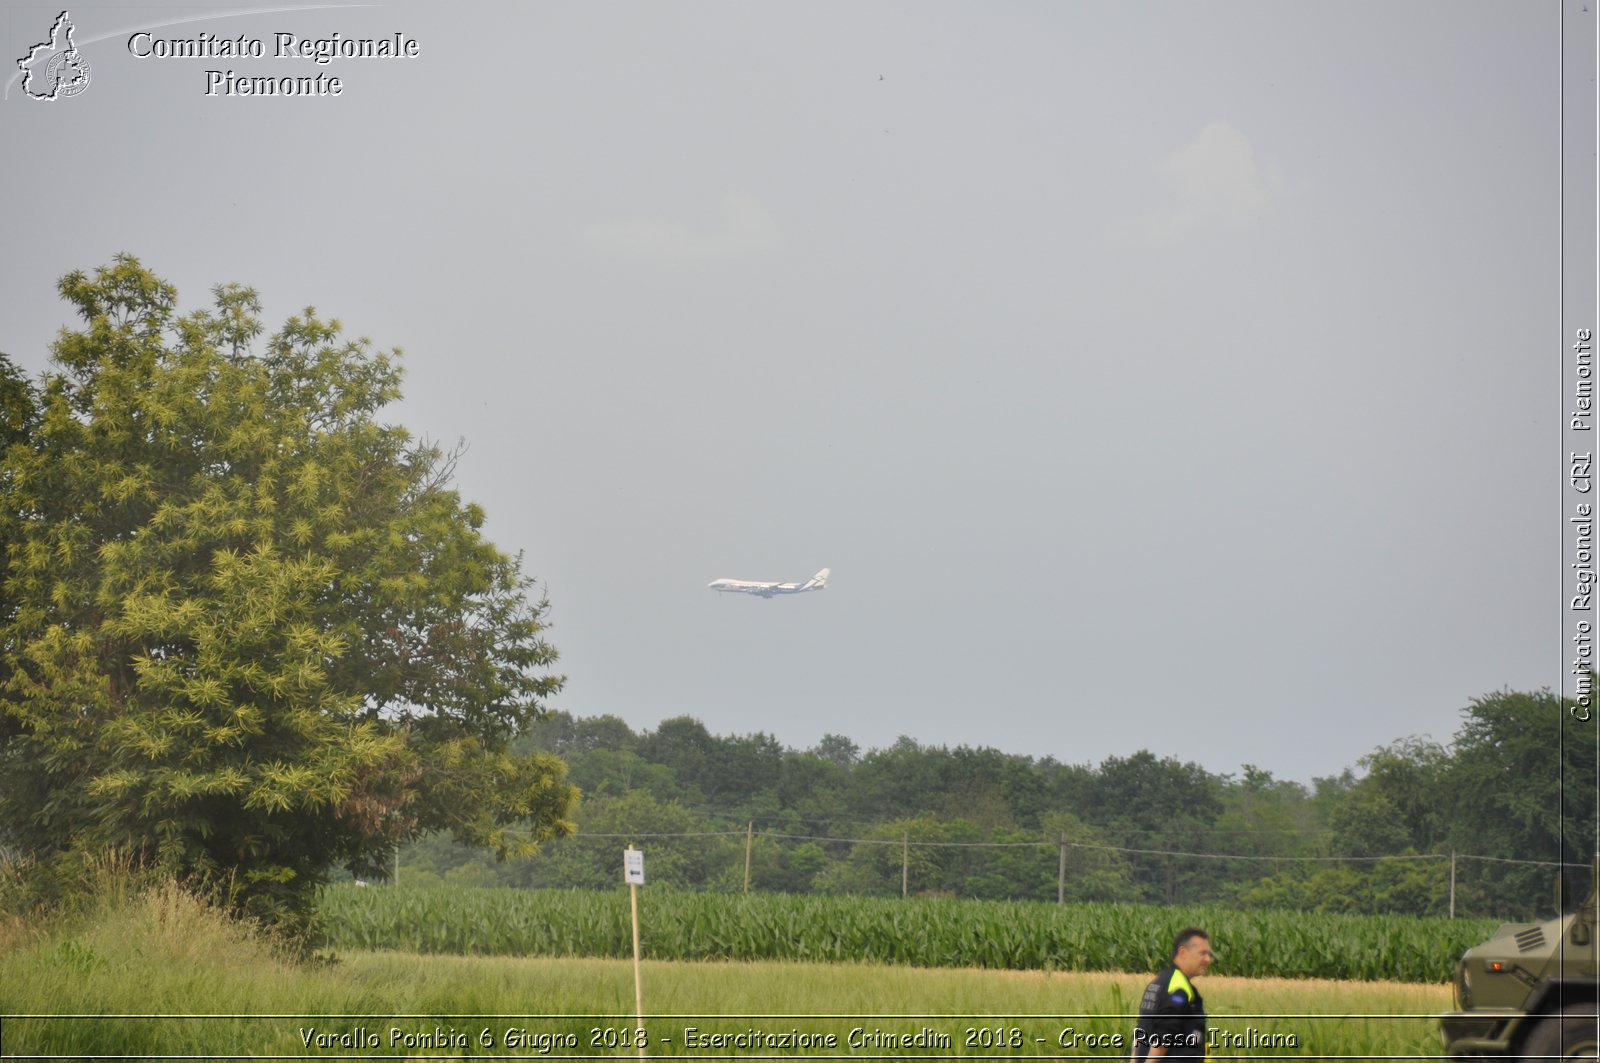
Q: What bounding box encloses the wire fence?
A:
[406,822,1598,921]
[574,828,1590,866]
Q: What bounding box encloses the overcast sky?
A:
[2,1,1595,783]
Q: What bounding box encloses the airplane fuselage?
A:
[708,568,830,597]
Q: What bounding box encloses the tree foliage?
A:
[1444,687,1598,912]
[0,351,35,453]
[0,256,576,931]
[1330,736,1451,856]
[0,351,38,691]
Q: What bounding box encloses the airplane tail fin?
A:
[804,568,830,590]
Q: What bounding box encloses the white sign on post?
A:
[624,848,644,885]
[624,846,646,1058]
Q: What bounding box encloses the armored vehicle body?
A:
[1440,855,1598,1060]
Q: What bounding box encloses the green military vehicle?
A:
[1440,854,1598,1060]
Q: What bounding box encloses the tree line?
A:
[397,695,1596,922]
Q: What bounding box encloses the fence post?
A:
[1449,851,1456,919]
[744,821,754,893]
[1058,836,1066,905]
[902,832,909,898]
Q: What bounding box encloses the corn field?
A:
[319,884,1498,983]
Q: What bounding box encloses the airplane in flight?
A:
[708,568,830,598]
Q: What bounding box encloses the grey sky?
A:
[2,1,1594,783]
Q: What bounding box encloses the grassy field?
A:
[320,882,1495,984]
[0,884,1456,1059]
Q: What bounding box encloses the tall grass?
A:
[320,883,1497,983]
[1,882,1453,1058]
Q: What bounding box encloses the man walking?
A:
[1131,928,1214,1061]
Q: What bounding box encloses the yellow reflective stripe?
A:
[1166,968,1194,1001]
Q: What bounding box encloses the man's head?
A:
[1171,928,1214,978]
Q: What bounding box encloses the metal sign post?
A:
[624,846,645,1059]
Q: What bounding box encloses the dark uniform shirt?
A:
[1131,963,1206,1061]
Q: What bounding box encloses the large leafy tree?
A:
[1444,687,1598,916]
[1329,736,1451,857]
[0,256,576,930]
[1079,750,1224,904]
